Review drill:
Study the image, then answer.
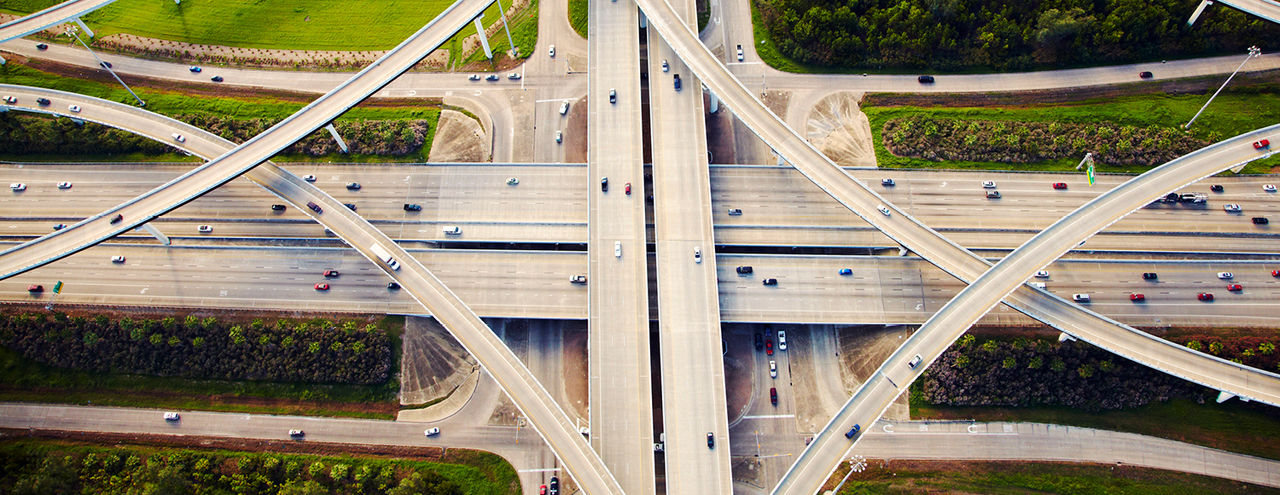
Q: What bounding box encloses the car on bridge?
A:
[908,354,923,368]
[171,133,185,143]
[1198,293,1214,301]
[36,97,50,106]
[877,205,890,216]
[306,201,322,213]
[110,214,123,224]
[844,424,862,439]
[68,104,80,113]
[189,66,202,73]
[1129,293,1144,302]
[2,96,16,104]
[1254,139,1270,150]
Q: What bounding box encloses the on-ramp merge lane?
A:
[774,125,1280,495]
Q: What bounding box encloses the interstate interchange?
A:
[2,0,1280,493]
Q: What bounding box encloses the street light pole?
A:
[1184,45,1260,129]
[66,25,146,107]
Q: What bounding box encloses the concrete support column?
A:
[325,123,349,153]
[73,17,94,38]
[639,12,647,29]
[1216,390,1235,403]
[138,223,170,246]
[1058,332,1077,343]
[473,16,493,60]
[1187,0,1213,26]
[708,90,719,113]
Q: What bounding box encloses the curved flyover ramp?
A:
[774,124,1280,494]
[0,0,118,43]
[636,0,1280,423]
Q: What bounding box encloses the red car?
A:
[1052,182,1068,190]
[1254,139,1271,150]
[27,284,43,293]
[539,485,547,495]
[1273,269,1280,277]
[625,182,632,195]
[1129,293,1144,302]
[1197,293,1214,301]
[323,269,339,277]
[770,387,778,406]
[765,339,774,356]
[314,283,329,291]
[1226,284,1242,291]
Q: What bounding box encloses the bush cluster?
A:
[882,116,1208,166]
[0,442,463,495]
[1173,335,1279,372]
[754,0,1280,71]
[0,313,391,385]
[919,335,1209,411]
[0,113,429,157]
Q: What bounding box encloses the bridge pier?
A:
[1187,0,1213,26]
[1057,332,1077,343]
[324,123,349,153]
[473,16,493,60]
[708,90,719,113]
[137,223,170,246]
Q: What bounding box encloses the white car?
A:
[877,205,891,216]
[10,183,26,191]
[111,255,126,263]
[508,72,522,80]
[777,330,787,350]
[288,429,304,438]
[424,427,441,436]
[2,95,16,104]
[736,44,744,62]
[555,130,562,143]
[1223,204,1242,212]
[302,174,316,182]
[548,45,556,57]
[560,101,570,115]
[1034,270,1049,278]
[769,360,777,378]
[1264,184,1277,192]
[661,60,669,72]
[443,226,462,235]
[506,177,519,186]
[908,354,923,369]
[1029,282,1047,289]
[693,246,701,263]
[171,133,185,143]
[163,412,180,421]
[982,181,997,188]
[198,225,213,233]
[1072,293,1090,303]
[57,182,72,189]
[68,104,81,113]
[614,241,622,258]
[1217,272,1233,279]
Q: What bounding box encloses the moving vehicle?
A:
[289,429,304,438]
[101,61,114,69]
[769,360,777,378]
[570,275,588,284]
[346,182,361,190]
[706,432,715,448]
[559,101,569,115]
[614,241,622,258]
[1264,184,1277,193]
[189,66,202,73]
[737,44,744,61]
[27,284,43,293]
[314,283,329,291]
[601,177,609,191]
[404,203,421,211]
[1052,182,1067,190]
[323,269,340,277]
[1072,293,1090,303]
[908,354,923,369]
[1253,217,1269,225]
[1142,272,1158,280]
[164,412,180,421]
[845,424,862,439]
[210,76,223,82]
[2,96,16,104]
[737,266,753,275]
[839,268,853,276]
[917,75,934,83]
[766,339,774,356]
[387,282,400,289]
[1254,139,1271,150]
[1210,184,1224,192]
[36,97,51,106]
[507,177,520,185]
[10,183,25,191]
[693,246,701,263]
[673,74,681,91]
[1226,283,1242,291]
[555,131,563,144]
[754,332,763,351]
[661,60,669,72]
[762,278,777,286]
[443,226,462,235]
[1217,272,1233,279]
[53,224,66,230]
[112,256,126,263]
[370,244,401,271]
[171,133,185,142]
[877,205,891,216]
[110,213,123,224]
[625,182,631,194]
[1129,293,1144,302]
[1034,270,1049,278]
[1029,282,1046,289]
[1224,204,1242,213]
[770,387,777,406]
[307,201,322,213]
[1198,293,1214,301]
[56,181,72,189]
[469,74,481,81]
[35,43,47,50]
[881,178,895,186]
[302,174,316,182]
[508,72,521,80]
[1139,71,1153,78]
[986,190,1001,199]
[778,330,787,350]
[609,89,616,104]
[68,104,81,113]
[486,74,499,81]
[548,44,556,57]
[982,181,997,188]
[424,427,440,436]
[727,208,742,215]
[197,225,212,233]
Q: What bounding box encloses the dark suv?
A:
[736,266,753,275]
[306,201,322,213]
[1254,217,1270,225]
[1142,272,1158,280]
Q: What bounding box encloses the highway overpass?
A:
[0,0,118,43]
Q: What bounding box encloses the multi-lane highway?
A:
[776,125,1280,494]
[585,0,656,491]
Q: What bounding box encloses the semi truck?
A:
[369,244,401,271]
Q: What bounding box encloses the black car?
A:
[1254,217,1270,225]
[1139,71,1153,79]
[549,476,559,495]
[673,74,682,91]
[109,214,123,224]
[344,203,357,211]
[35,43,47,50]
[1142,272,1158,280]
[306,201,322,213]
[404,203,422,211]
[706,432,715,448]
[736,266,753,275]
[1210,184,1224,193]
[762,278,777,286]
[36,97,50,106]
[601,177,609,192]
[754,332,763,351]
[346,182,361,190]
[210,75,223,82]
[271,204,286,211]
[99,61,112,69]
[387,282,401,290]
[917,75,934,83]
[486,74,499,81]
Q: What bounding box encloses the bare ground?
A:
[724,326,753,424]
[562,323,589,421]
[565,97,589,163]
[807,92,877,167]
[837,325,916,421]
[399,316,478,406]
[705,93,736,164]
[487,320,528,427]
[427,110,489,163]
[731,456,766,489]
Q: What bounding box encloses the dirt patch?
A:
[861,71,1280,108]
[399,316,478,406]
[723,328,752,424]
[562,325,589,420]
[705,93,736,164]
[731,456,766,489]
[427,110,489,163]
[487,320,528,427]
[565,97,588,163]
[838,325,915,421]
[760,90,790,118]
[807,92,876,167]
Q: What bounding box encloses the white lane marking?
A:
[742,414,795,419]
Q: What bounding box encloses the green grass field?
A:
[830,460,1278,494]
[864,87,1280,174]
[567,0,588,39]
[4,0,508,52]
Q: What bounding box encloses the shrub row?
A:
[0,441,465,495]
[0,313,391,385]
[0,113,429,157]
[882,116,1208,166]
[754,0,1280,71]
